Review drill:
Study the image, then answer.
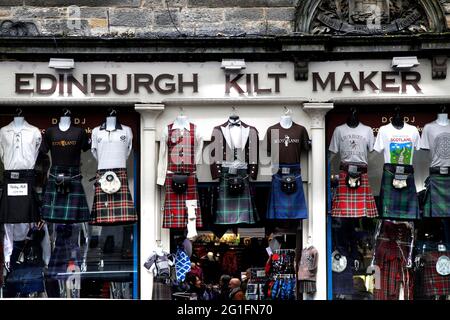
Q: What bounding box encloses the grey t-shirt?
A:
[420,120,450,167]
[329,123,375,164]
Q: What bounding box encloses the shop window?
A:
[0,106,139,299]
[327,105,450,300]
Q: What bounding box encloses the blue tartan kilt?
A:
[42,166,91,223]
[215,168,257,225]
[267,166,307,219]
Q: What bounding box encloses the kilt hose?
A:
[423,168,450,218]
[0,170,40,223]
[332,163,378,218]
[162,172,202,229]
[42,166,91,223]
[215,168,257,225]
[422,251,450,297]
[379,163,419,220]
[374,240,414,300]
[90,168,137,225]
[267,164,307,219]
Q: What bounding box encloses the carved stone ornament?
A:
[0,20,39,37]
[302,0,436,35]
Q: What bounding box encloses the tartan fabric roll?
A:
[90,168,137,225]
[215,168,257,225]
[267,165,307,220]
[423,172,450,218]
[378,164,419,220]
[422,251,450,297]
[162,172,202,229]
[331,163,378,218]
[42,166,90,223]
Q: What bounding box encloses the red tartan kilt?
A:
[163,172,202,229]
[332,171,378,218]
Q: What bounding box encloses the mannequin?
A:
[229,107,240,123]
[106,108,117,131]
[346,108,359,128]
[59,108,72,132]
[280,107,293,129]
[392,106,404,129]
[13,108,25,131]
[437,105,449,126]
[174,108,189,136]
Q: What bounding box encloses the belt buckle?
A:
[440,167,449,175]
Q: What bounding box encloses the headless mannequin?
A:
[174,114,189,136]
[392,107,404,129]
[59,116,71,132]
[346,108,359,128]
[437,106,449,126]
[280,107,293,129]
[13,116,25,131]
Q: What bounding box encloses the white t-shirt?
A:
[374,123,420,165]
[91,122,133,170]
[420,120,450,168]
[329,123,374,164]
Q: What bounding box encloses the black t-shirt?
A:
[41,125,91,167]
[266,122,310,164]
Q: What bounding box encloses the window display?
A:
[298,246,318,294]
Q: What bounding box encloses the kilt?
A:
[331,163,378,218]
[267,165,307,219]
[90,168,137,225]
[0,170,40,223]
[162,172,202,229]
[373,240,414,300]
[422,251,450,297]
[423,170,450,218]
[379,164,419,220]
[42,166,90,223]
[215,168,257,225]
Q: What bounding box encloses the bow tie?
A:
[229,121,241,127]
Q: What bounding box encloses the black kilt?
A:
[0,170,40,223]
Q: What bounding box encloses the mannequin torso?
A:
[437,113,449,126]
[280,115,293,129]
[59,116,71,132]
[106,116,117,131]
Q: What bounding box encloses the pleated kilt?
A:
[379,163,419,220]
[90,168,137,225]
[0,170,40,223]
[267,165,307,219]
[422,251,450,297]
[163,172,202,229]
[215,167,257,225]
[42,166,90,223]
[331,163,378,218]
[423,168,450,218]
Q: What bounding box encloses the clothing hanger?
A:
[15,108,23,117]
[62,108,72,117]
[107,108,118,117]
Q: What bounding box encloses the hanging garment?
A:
[175,247,191,282]
[221,250,239,276]
[422,251,450,297]
[332,162,378,218]
[267,164,307,219]
[161,123,202,229]
[423,168,450,217]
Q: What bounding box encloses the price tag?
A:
[10,172,19,180]
[7,183,28,196]
[394,174,408,181]
[266,247,273,256]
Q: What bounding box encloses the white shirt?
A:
[374,123,421,165]
[157,120,203,186]
[4,223,51,266]
[0,120,42,170]
[91,122,133,170]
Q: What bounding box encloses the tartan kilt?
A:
[379,164,419,220]
[42,166,90,223]
[162,172,202,229]
[0,170,40,223]
[215,168,256,225]
[90,168,137,225]
[423,173,450,218]
[423,252,450,297]
[267,170,307,219]
[332,171,378,218]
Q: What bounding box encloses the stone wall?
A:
[0,0,298,37]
